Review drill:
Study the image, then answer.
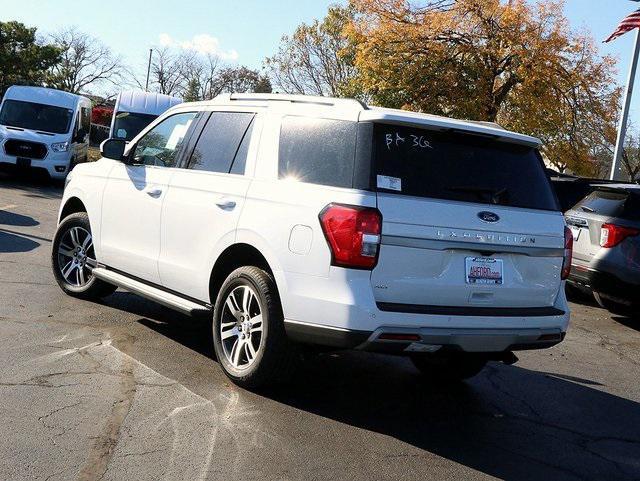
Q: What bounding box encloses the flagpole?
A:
[611,28,640,180]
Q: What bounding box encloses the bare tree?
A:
[265,5,357,96]
[48,27,124,94]
[181,53,226,100]
[148,47,188,96]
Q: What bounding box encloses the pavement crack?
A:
[77,343,137,481]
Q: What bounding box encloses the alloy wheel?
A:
[56,226,97,287]
[220,285,264,369]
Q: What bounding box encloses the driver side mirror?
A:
[100,138,127,161]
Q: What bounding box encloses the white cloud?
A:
[158,33,238,60]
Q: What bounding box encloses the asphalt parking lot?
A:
[1,172,639,481]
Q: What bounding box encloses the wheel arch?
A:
[59,197,87,224]
[209,243,278,305]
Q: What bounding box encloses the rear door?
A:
[370,124,565,309]
[159,110,256,300]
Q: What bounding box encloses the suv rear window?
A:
[279,116,357,188]
[373,124,559,211]
[575,189,640,221]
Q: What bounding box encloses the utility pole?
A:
[145,48,153,92]
[611,29,640,180]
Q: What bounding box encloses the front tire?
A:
[51,212,116,299]
[411,353,487,383]
[212,266,295,389]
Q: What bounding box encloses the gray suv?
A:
[565,185,640,314]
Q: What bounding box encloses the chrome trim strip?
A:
[283,319,351,332]
[381,235,564,257]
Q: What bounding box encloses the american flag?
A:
[605,9,640,43]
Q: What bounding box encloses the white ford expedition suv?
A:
[52,93,572,388]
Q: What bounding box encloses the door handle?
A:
[215,199,237,210]
[146,188,162,198]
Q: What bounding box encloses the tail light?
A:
[561,226,573,280]
[319,204,382,269]
[600,223,639,248]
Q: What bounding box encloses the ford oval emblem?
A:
[478,211,500,223]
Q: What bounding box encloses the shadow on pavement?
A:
[0,209,39,227]
[0,172,62,200]
[0,230,39,253]
[105,291,214,359]
[116,290,640,481]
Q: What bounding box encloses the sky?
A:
[3,0,640,116]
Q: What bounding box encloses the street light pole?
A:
[145,48,153,92]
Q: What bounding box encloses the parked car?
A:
[0,86,91,180]
[52,93,571,388]
[548,171,630,212]
[109,90,182,142]
[565,185,640,314]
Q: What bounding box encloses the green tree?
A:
[0,21,60,97]
[183,78,202,102]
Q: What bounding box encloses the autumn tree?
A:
[0,21,60,97]
[48,27,124,94]
[348,0,620,175]
[622,131,640,181]
[265,5,357,96]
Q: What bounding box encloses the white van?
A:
[109,90,182,142]
[0,86,91,180]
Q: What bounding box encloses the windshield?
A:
[0,99,74,134]
[374,124,559,211]
[113,112,158,141]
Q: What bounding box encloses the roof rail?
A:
[223,92,368,110]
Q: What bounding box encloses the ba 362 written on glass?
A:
[385,132,434,150]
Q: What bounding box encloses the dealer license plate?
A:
[465,257,503,285]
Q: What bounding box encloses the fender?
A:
[57,159,116,259]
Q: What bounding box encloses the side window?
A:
[133,112,196,168]
[188,112,254,173]
[230,118,255,175]
[278,116,357,188]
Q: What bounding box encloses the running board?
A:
[92,267,211,316]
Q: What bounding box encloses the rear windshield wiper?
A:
[446,186,510,205]
[580,205,595,213]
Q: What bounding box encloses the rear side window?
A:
[189,112,254,173]
[575,190,640,220]
[279,116,357,188]
[374,124,559,211]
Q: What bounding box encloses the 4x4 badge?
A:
[478,211,500,223]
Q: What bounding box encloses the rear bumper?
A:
[277,267,570,352]
[568,265,639,300]
[285,320,565,353]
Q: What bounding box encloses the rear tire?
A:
[51,212,117,300]
[593,291,636,316]
[411,353,487,383]
[212,266,296,389]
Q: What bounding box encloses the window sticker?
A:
[377,175,402,191]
